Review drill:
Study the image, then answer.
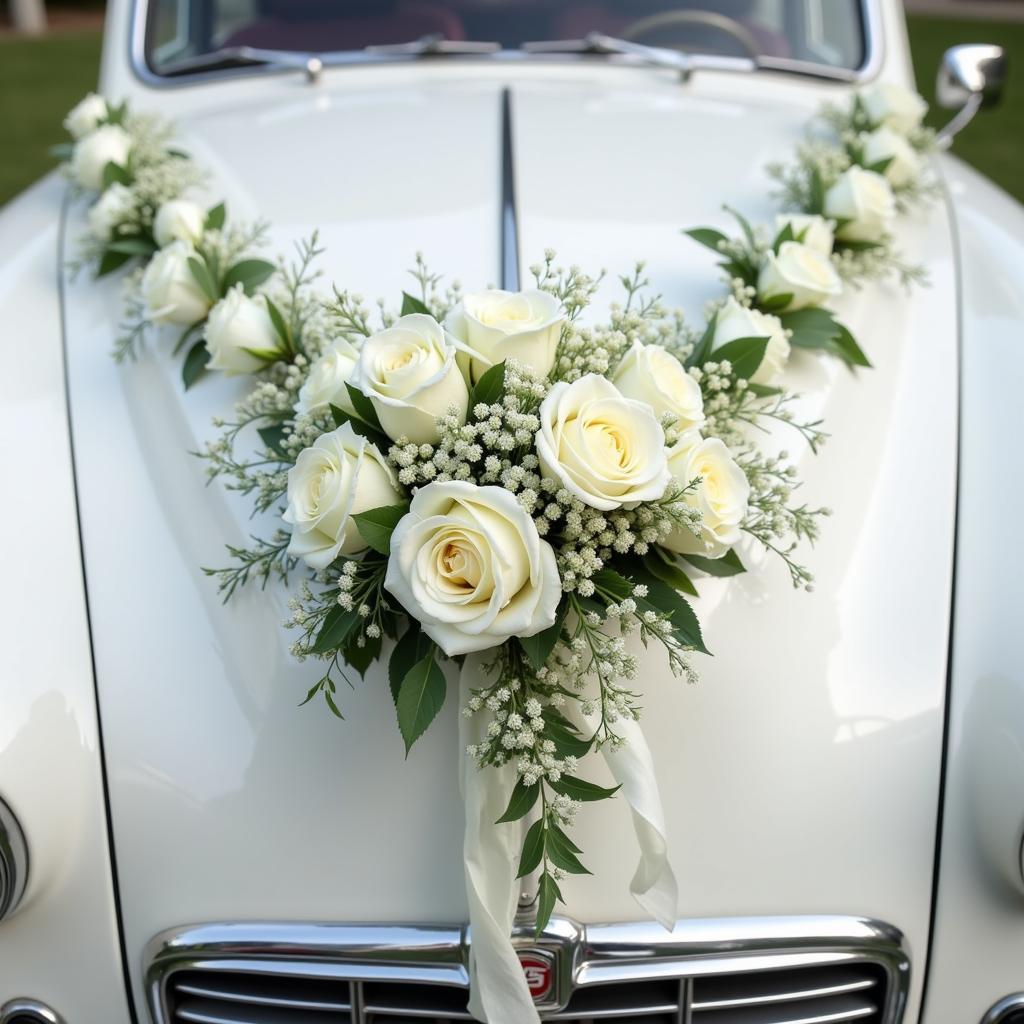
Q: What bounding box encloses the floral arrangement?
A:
[58,80,936,1021]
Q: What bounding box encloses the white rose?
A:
[64,93,108,140]
[611,341,705,434]
[71,124,131,192]
[204,284,284,375]
[713,298,791,386]
[283,422,401,570]
[353,314,469,444]
[824,166,897,243]
[445,289,564,382]
[774,213,834,256]
[87,182,134,241]
[662,433,750,558]
[296,339,362,416]
[861,126,922,188]
[536,373,671,511]
[758,240,842,312]
[141,240,212,326]
[384,481,560,656]
[861,81,927,135]
[154,199,206,247]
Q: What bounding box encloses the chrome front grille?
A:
[146,916,908,1024]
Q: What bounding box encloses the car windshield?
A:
[141,0,867,77]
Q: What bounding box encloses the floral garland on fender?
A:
[58,81,936,1022]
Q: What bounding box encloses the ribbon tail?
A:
[459,657,540,1024]
[564,704,678,931]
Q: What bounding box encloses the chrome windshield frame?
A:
[128,0,883,89]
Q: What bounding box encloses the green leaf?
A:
[837,238,884,253]
[264,295,291,347]
[546,823,590,874]
[345,382,384,431]
[205,202,226,231]
[187,256,219,304]
[518,600,567,671]
[222,258,277,296]
[726,206,757,247]
[540,708,593,758]
[548,774,620,802]
[757,292,794,314]
[686,312,717,370]
[389,628,436,704]
[299,680,322,707]
[535,872,561,936]
[468,359,506,409]
[396,652,447,755]
[101,161,131,188]
[353,503,409,556]
[683,548,746,577]
[684,227,728,253]
[496,777,540,824]
[516,818,545,879]
[808,166,825,215]
[400,291,433,316]
[342,629,381,678]
[313,604,360,655]
[711,335,768,381]
[323,689,345,719]
[830,321,872,369]
[181,339,210,390]
[866,157,893,176]
[96,248,132,277]
[642,550,698,597]
[611,565,709,655]
[329,404,389,446]
[257,424,289,457]
[779,307,842,350]
[771,221,796,252]
[106,237,157,257]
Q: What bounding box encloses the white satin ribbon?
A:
[563,702,679,930]
[459,658,540,1024]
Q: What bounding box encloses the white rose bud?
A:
[445,289,565,382]
[713,297,791,386]
[861,81,927,135]
[71,124,132,192]
[141,240,212,326]
[87,182,134,241]
[296,339,362,416]
[758,240,842,312]
[536,373,671,511]
[64,93,108,140]
[825,165,896,243]
[662,433,750,558]
[774,213,834,256]
[384,481,560,656]
[353,314,469,444]
[861,126,922,188]
[154,199,206,247]
[612,340,705,434]
[284,422,401,570]
[205,284,284,375]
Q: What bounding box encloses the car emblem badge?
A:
[517,948,555,1004]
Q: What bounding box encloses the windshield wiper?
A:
[522,32,755,79]
[160,45,328,81]
[365,33,500,56]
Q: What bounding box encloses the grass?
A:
[0,16,1020,206]
[0,28,102,205]
[907,14,1024,202]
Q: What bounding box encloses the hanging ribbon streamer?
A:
[459,658,540,1024]
[563,702,678,930]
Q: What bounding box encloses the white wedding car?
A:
[1,0,1022,1022]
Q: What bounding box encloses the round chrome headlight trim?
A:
[0,797,28,921]
[0,999,65,1024]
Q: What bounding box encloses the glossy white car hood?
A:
[61,70,956,1015]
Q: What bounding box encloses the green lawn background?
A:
[0,15,1020,207]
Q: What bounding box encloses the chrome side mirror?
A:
[936,44,1007,144]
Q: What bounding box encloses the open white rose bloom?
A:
[50,76,946,1023]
